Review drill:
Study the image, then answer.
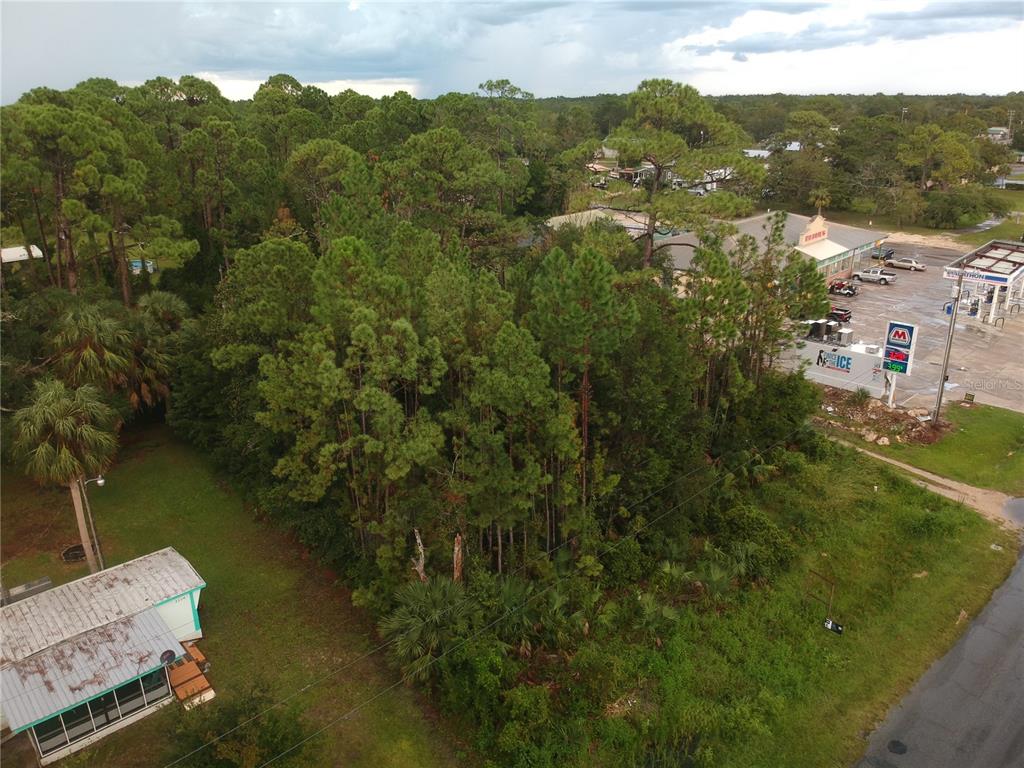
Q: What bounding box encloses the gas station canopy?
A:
[943,240,1024,323]
[943,240,1024,288]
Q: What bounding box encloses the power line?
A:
[250,359,890,768]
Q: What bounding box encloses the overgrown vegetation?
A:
[0,427,469,768]
[869,404,1024,496]
[2,75,1019,767]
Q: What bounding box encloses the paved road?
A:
[856,553,1024,768]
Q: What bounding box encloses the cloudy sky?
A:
[2,1,1022,103]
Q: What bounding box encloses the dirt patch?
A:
[885,231,967,252]
[814,386,950,446]
[0,476,77,562]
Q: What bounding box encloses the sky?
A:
[2,0,1022,104]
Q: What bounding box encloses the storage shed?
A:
[0,548,205,764]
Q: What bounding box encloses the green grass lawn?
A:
[986,187,1024,212]
[2,426,1018,768]
[956,214,1024,247]
[0,425,473,768]
[867,404,1024,496]
[703,446,1018,767]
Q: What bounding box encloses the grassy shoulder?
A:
[956,215,1024,247]
[866,404,1024,497]
[680,446,1018,768]
[0,425,472,768]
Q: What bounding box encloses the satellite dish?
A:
[160,649,177,665]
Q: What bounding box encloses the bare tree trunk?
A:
[87,230,103,282]
[580,361,591,511]
[410,528,427,582]
[30,189,56,286]
[497,523,503,575]
[544,460,551,553]
[55,171,78,293]
[453,533,463,583]
[79,478,105,570]
[69,479,99,574]
[112,210,133,306]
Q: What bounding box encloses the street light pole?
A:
[932,256,968,425]
[81,475,106,570]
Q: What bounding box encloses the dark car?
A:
[872,247,896,261]
[828,279,858,296]
[827,305,852,323]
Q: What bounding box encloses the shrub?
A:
[923,186,1008,229]
[847,387,871,407]
[602,535,652,589]
[171,681,319,767]
[707,504,795,581]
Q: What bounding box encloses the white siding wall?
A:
[155,590,200,642]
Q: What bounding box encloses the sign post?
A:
[934,260,968,423]
[882,321,917,409]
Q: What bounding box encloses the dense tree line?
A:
[5,74,848,766]
[542,90,1021,228]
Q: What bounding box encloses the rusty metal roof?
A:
[0,547,203,665]
[0,607,184,732]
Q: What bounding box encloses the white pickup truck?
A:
[852,267,898,285]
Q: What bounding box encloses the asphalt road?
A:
[856,552,1024,768]
[837,244,1024,414]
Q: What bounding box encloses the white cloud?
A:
[192,72,421,100]
[673,23,1024,95]
[2,1,1020,103]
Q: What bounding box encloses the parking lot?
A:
[834,243,1024,414]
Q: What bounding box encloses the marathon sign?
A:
[883,321,918,375]
[943,266,1009,285]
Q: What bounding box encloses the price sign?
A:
[883,321,918,375]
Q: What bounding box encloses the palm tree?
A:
[126,291,190,411]
[379,578,472,682]
[13,379,118,574]
[808,187,832,217]
[48,303,132,392]
[137,291,190,334]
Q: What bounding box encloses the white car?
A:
[884,257,927,271]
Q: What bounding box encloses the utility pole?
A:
[932,255,968,425]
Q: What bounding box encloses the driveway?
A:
[838,244,1024,413]
[856,552,1024,768]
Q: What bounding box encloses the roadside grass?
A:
[866,404,1024,496]
[0,425,472,768]
[706,446,1018,767]
[956,215,1024,247]
[986,187,1024,212]
[816,209,937,236]
[2,428,1017,768]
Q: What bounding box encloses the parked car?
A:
[827,305,852,323]
[852,267,897,285]
[871,248,896,261]
[884,257,927,271]
[828,279,858,296]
